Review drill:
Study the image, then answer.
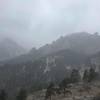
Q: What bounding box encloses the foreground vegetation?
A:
[0,67,99,100]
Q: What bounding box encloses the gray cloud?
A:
[0,0,100,49]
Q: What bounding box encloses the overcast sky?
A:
[0,0,100,50]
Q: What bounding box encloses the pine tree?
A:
[83,69,89,83]
[59,78,71,96]
[59,78,71,89]
[0,89,7,100]
[88,67,96,82]
[45,83,54,100]
[16,88,27,100]
[70,69,81,83]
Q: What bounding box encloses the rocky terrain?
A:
[0,32,100,100]
[27,82,100,100]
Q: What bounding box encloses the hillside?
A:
[1,32,100,100]
[27,82,100,100]
[4,32,100,64]
[34,32,100,56]
[0,49,88,100]
[0,38,26,61]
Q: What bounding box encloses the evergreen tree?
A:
[45,83,55,100]
[16,88,27,100]
[83,69,89,83]
[88,67,96,82]
[59,78,71,89]
[59,78,71,96]
[59,79,67,96]
[0,89,7,100]
[70,69,81,83]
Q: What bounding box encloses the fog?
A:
[0,0,100,50]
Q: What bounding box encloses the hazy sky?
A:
[0,0,100,49]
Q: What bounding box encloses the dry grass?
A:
[27,82,100,100]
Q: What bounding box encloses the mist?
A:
[0,0,100,50]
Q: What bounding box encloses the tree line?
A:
[0,67,98,100]
[45,67,98,100]
[0,88,27,100]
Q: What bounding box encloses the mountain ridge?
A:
[0,38,26,61]
[1,32,100,100]
[2,32,100,64]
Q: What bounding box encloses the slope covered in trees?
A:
[3,32,100,64]
[0,32,100,100]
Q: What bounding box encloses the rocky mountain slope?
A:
[1,32,100,100]
[30,32,100,56]
[0,49,88,100]
[4,32,100,64]
[0,38,26,61]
